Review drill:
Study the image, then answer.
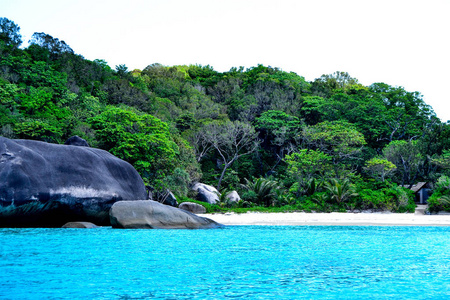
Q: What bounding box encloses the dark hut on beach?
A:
[404,182,431,204]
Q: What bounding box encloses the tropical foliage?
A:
[1,17,449,212]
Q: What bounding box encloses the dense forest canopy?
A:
[1,17,450,212]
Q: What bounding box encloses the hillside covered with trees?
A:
[2,17,450,213]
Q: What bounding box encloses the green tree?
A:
[300,91,389,149]
[29,32,74,60]
[303,120,366,164]
[13,86,72,143]
[89,106,179,186]
[369,83,434,142]
[310,71,359,98]
[286,150,332,181]
[187,64,221,88]
[194,120,259,189]
[364,157,397,182]
[383,140,423,186]
[0,80,20,127]
[285,149,332,196]
[255,110,303,171]
[254,110,302,141]
[0,17,22,50]
[115,64,129,77]
[432,149,450,170]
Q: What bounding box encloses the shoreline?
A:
[197,212,450,226]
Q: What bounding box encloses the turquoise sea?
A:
[1,226,449,299]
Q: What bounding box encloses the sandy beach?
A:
[198,212,450,226]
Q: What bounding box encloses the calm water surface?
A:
[1,226,449,299]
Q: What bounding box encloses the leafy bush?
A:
[355,184,415,213]
[428,175,450,212]
[296,193,346,213]
[427,192,450,213]
[435,175,450,191]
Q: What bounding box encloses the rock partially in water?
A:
[191,183,219,204]
[0,137,147,227]
[62,221,99,228]
[110,200,222,229]
[179,202,207,214]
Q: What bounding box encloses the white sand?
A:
[198,212,450,226]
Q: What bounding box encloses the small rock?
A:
[62,222,99,228]
[64,136,90,147]
[179,202,207,214]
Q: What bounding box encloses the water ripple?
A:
[0,226,449,299]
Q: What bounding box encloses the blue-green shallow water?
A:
[1,226,449,300]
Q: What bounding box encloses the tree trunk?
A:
[216,156,238,190]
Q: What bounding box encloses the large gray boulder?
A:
[0,137,147,227]
[179,202,207,214]
[191,183,219,204]
[110,200,222,229]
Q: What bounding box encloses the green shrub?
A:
[427,192,450,213]
[355,184,415,213]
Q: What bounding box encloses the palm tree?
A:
[324,178,358,205]
[214,188,236,208]
[439,195,450,206]
[304,178,322,196]
[241,177,282,207]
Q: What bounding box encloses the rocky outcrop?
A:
[191,183,219,204]
[179,202,207,214]
[62,221,99,228]
[110,200,221,229]
[0,137,147,227]
[226,191,241,203]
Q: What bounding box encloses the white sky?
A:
[3,0,450,122]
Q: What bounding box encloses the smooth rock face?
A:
[191,183,219,204]
[226,191,241,203]
[179,202,207,214]
[0,137,147,227]
[61,221,99,228]
[110,200,222,229]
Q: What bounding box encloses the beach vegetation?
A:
[323,178,358,206]
[427,175,450,212]
[240,177,283,207]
